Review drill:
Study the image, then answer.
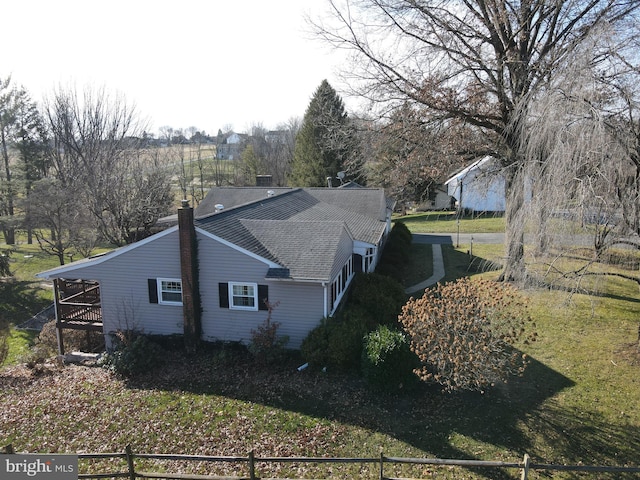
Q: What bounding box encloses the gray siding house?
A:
[37,187,393,352]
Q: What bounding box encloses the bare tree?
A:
[515,26,640,288]
[358,104,484,202]
[97,148,174,244]
[43,85,173,246]
[264,118,300,186]
[189,131,209,205]
[25,178,95,265]
[158,125,174,146]
[313,0,639,281]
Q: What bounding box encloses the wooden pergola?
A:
[53,278,103,355]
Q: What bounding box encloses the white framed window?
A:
[229,282,258,311]
[158,278,182,305]
[330,256,354,312]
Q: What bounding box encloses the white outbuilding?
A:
[445,156,506,212]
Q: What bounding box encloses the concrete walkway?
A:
[405,243,445,294]
[404,233,504,294]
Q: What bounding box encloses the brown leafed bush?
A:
[249,301,289,365]
[399,277,537,392]
[38,320,104,353]
[21,321,105,368]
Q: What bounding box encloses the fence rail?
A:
[3,444,640,479]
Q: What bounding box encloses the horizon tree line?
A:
[2,33,639,284]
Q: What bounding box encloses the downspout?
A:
[178,199,202,353]
[322,282,328,318]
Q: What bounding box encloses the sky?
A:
[1,0,352,136]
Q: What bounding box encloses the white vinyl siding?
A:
[50,230,185,338]
[198,235,325,349]
[50,229,329,349]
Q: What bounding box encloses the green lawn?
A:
[1,241,57,323]
[395,211,506,233]
[1,239,104,365]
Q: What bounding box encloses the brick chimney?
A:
[178,199,201,353]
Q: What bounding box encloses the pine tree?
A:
[0,78,45,244]
[289,80,354,186]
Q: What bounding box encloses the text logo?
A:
[2,455,78,480]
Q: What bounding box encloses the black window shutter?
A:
[219,283,229,308]
[148,279,158,304]
[258,284,269,311]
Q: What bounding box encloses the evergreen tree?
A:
[14,89,49,244]
[289,80,354,186]
[0,76,19,244]
[0,78,45,244]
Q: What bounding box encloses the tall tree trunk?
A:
[0,128,15,245]
[499,165,526,282]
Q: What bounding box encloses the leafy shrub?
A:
[249,301,289,364]
[389,221,413,246]
[300,318,331,367]
[18,321,58,368]
[374,262,404,283]
[345,273,405,329]
[399,277,536,392]
[301,272,407,371]
[379,241,410,265]
[376,222,413,281]
[362,325,418,392]
[301,315,369,371]
[99,332,164,377]
[326,313,369,370]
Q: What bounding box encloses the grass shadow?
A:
[124,343,579,480]
[442,243,502,283]
[0,279,52,326]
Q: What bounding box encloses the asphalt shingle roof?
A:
[194,188,389,280]
[195,187,293,217]
[242,220,349,281]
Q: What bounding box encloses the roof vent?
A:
[215,204,224,212]
[267,190,275,197]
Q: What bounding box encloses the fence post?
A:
[521,453,530,480]
[248,450,256,480]
[379,450,384,480]
[125,444,136,480]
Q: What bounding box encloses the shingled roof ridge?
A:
[194,187,304,221]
